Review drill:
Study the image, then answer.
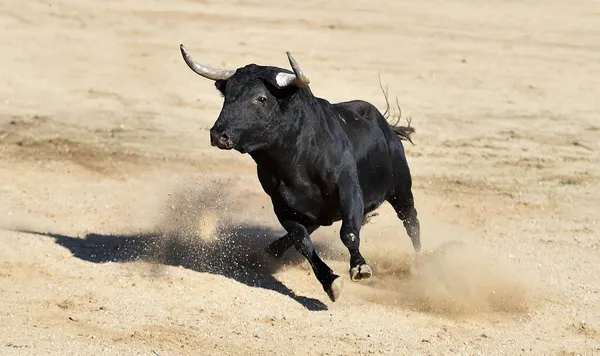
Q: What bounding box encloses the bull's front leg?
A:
[338,172,372,282]
[264,225,320,259]
[281,220,342,302]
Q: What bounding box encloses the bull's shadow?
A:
[19,224,329,311]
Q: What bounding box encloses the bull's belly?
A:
[271,179,388,227]
[315,210,342,226]
[307,196,386,227]
[364,198,386,214]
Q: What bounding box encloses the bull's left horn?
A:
[180,44,236,81]
[286,51,310,88]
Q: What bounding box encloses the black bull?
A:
[180,45,421,302]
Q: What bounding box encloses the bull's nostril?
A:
[217,132,232,148]
[211,130,232,149]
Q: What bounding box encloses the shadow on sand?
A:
[18,224,329,311]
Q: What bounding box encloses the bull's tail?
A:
[391,124,415,145]
[378,77,416,145]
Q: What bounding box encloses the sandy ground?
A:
[1,0,599,355]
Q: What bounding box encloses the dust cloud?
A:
[352,241,533,316]
[142,182,303,280]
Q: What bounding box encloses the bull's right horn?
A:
[180,44,236,81]
[286,51,310,88]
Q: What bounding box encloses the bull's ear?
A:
[264,77,297,100]
[274,72,297,88]
[214,79,227,96]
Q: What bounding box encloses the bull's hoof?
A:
[349,264,372,281]
[325,276,343,302]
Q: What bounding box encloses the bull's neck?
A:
[250,90,330,181]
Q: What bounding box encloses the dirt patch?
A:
[0,114,140,175]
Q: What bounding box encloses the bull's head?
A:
[180,44,311,154]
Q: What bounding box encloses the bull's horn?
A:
[286,51,310,88]
[180,44,236,81]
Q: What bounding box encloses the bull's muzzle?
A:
[210,129,234,150]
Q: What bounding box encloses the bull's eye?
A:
[254,96,267,104]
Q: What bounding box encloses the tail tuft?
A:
[391,124,415,145]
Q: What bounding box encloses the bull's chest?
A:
[277,181,322,212]
[275,179,339,222]
[255,162,340,224]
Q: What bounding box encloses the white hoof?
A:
[349,264,372,281]
[325,277,343,302]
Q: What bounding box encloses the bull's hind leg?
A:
[388,190,421,251]
[282,221,342,302]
